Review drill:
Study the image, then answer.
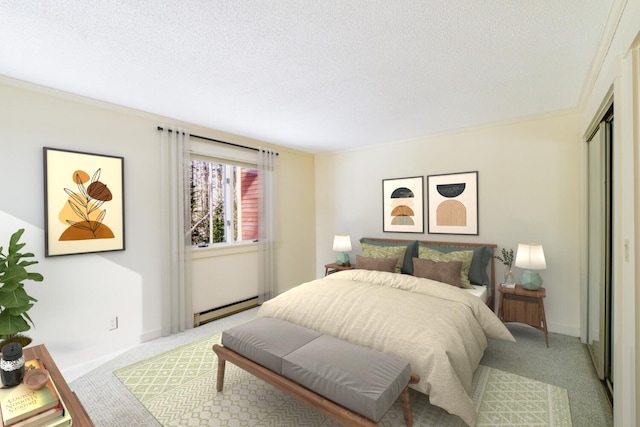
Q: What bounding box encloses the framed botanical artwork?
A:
[382,176,424,233]
[43,147,125,256]
[427,171,478,235]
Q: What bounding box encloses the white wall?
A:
[191,245,258,314]
[0,77,316,380]
[315,111,582,336]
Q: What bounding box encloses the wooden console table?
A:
[498,285,549,347]
[23,344,95,426]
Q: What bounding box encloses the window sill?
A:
[191,241,258,259]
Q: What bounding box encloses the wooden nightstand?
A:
[498,284,549,347]
[24,344,95,426]
[324,263,355,276]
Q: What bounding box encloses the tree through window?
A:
[190,159,259,246]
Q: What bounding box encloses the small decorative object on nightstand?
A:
[498,284,549,347]
[0,343,24,387]
[515,243,546,290]
[495,247,515,287]
[324,263,356,276]
[332,234,352,266]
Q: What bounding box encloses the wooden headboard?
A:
[363,238,498,309]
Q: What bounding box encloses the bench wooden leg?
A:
[216,350,226,392]
[399,387,412,427]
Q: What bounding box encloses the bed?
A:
[357,238,499,309]
[257,238,515,427]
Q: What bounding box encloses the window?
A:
[190,159,259,246]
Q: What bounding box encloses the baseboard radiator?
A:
[194,297,259,327]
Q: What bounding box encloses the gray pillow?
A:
[355,255,398,273]
[412,258,462,287]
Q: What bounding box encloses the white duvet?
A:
[257,269,515,427]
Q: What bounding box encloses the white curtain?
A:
[257,148,278,304]
[160,125,192,335]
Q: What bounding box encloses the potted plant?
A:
[495,248,515,286]
[0,229,44,349]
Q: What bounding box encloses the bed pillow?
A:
[355,255,398,273]
[412,258,462,287]
[359,238,418,274]
[417,246,474,289]
[362,242,413,273]
[419,243,493,286]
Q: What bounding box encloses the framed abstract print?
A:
[382,176,424,233]
[427,171,478,235]
[43,147,125,256]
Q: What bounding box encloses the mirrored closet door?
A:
[586,105,613,400]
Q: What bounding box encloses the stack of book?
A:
[0,359,72,427]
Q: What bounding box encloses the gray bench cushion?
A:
[221,317,322,375]
[282,334,412,422]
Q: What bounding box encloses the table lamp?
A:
[514,243,546,290]
[332,235,352,266]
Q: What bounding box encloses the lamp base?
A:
[336,252,350,266]
[519,270,543,290]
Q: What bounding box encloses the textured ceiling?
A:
[0,1,611,153]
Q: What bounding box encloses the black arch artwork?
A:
[391,187,414,198]
[436,183,465,198]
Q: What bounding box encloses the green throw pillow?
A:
[361,243,407,274]
[420,243,493,286]
[359,239,418,274]
[418,246,474,288]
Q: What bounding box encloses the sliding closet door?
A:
[586,108,613,396]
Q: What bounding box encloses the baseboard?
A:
[63,348,132,383]
[194,297,259,327]
[140,328,162,343]
[547,322,580,337]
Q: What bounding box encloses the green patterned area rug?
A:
[114,332,572,426]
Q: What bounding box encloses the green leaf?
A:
[5,302,34,317]
[25,272,44,282]
[0,285,31,308]
[0,310,31,336]
[8,229,26,256]
[18,260,38,269]
[0,265,27,289]
[22,311,34,327]
[0,228,42,337]
[8,229,25,247]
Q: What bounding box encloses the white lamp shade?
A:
[332,234,352,252]
[514,243,547,270]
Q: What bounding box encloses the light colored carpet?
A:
[113,331,572,427]
[70,308,612,426]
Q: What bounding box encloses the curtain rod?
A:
[157,126,278,155]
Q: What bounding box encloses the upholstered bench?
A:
[212,317,420,427]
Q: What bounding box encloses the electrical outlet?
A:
[109,316,118,330]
